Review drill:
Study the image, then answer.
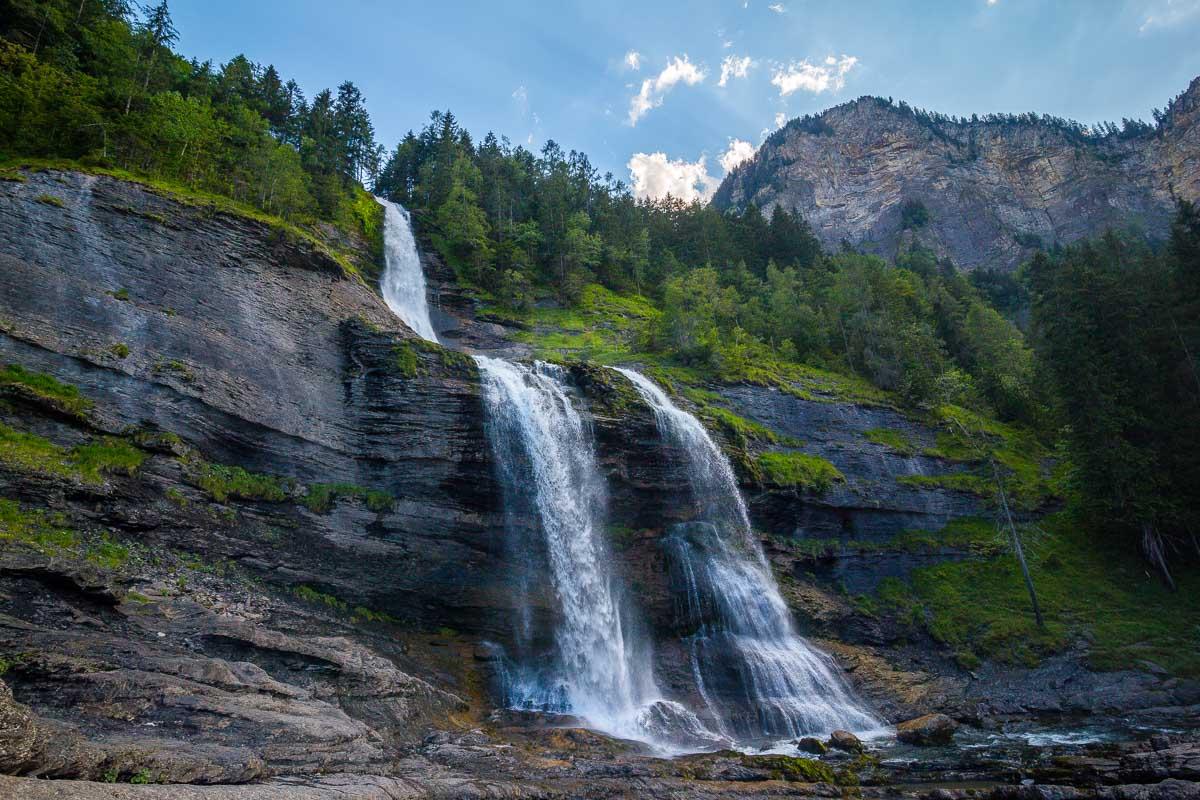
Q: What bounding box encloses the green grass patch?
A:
[757,451,845,493]
[183,456,291,503]
[865,427,917,455]
[391,342,421,377]
[0,498,129,569]
[867,514,1200,676]
[0,364,92,417]
[109,343,130,359]
[293,584,348,611]
[337,186,385,280]
[0,425,143,483]
[898,472,994,496]
[302,482,394,513]
[500,284,659,365]
[35,193,65,207]
[697,405,780,448]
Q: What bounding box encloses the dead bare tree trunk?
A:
[1141,523,1176,590]
[989,457,1044,628]
[954,419,1044,628]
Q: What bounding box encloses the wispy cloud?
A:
[512,85,529,116]
[770,55,858,96]
[624,50,642,70]
[627,152,719,201]
[1139,0,1200,31]
[719,139,756,173]
[768,3,787,12]
[718,55,754,87]
[628,55,706,125]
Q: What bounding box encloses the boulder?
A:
[897,713,959,745]
[796,736,828,755]
[828,729,864,753]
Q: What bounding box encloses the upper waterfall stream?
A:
[376,196,438,342]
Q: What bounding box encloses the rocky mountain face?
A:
[0,169,1196,798]
[713,76,1200,271]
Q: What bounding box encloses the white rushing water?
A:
[615,368,881,743]
[375,196,439,343]
[475,356,720,749]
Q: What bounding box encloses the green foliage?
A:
[1028,210,1200,575]
[0,363,92,417]
[739,754,848,785]
[757,451,845,493]
[71,438,144,478]
[293,584,347,611]
[866,514,1200,676]
[864,427,916,455]
[109,342,130,359]
[35,193,65,207]
[0,425,142,483]
[302,482,394,513]
[900,199,930,230]
[0,4,381,232]
[390,341,423,378]
[0,498,129,569]
[697,406,779,448]
[183,456,291,503]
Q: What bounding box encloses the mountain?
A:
[713,76,1200,271]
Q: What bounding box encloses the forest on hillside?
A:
[1,0,1197,579]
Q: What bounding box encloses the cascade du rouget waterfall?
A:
[375,197,879,751]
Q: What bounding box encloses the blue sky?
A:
[172,0,1200,200]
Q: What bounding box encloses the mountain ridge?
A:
[713,75,1200,271]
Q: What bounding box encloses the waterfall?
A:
[475,356,721,751]
[615,368,881,743]
[368,196,871,749]
[375,196,438,343]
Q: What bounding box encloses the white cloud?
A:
[775,112,788,128]
[770,54,858,96]
[719,139,756,173]
[718,55,754,87]
[627,152,720,202]
[624,50,642,70]
[987,0,998,5]
[768,3,787,12]
[628,55,707,125]
[512,85,529,116]
[1139,0,1200,31]
[723,39,734,48]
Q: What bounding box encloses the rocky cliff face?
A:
[713,76,1200,271]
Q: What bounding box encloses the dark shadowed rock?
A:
[796,736,828,754]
